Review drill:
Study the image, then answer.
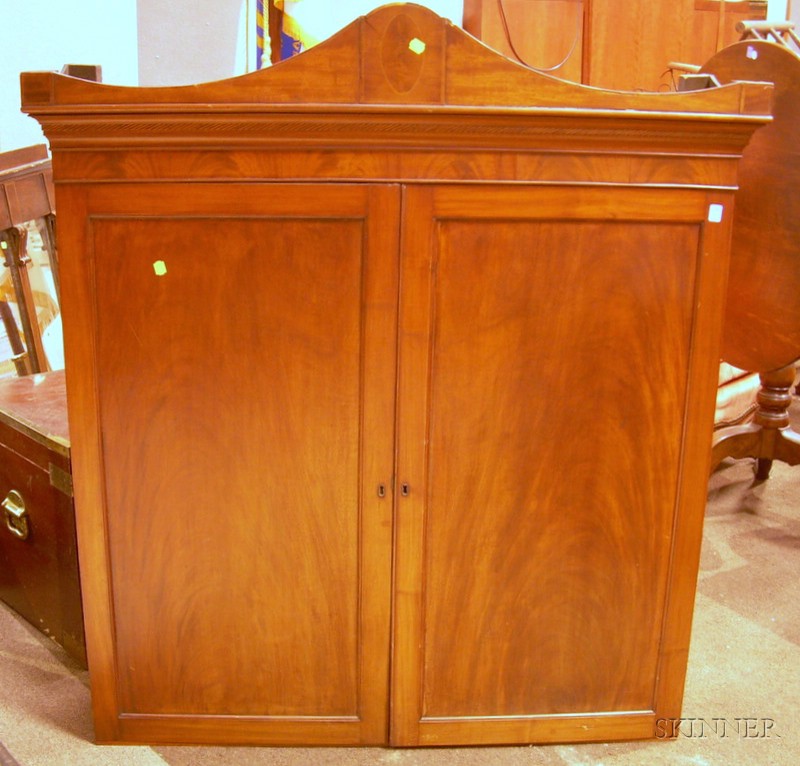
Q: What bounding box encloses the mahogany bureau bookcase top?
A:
[20,4,770,748]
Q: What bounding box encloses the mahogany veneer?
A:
[20,4,770,748]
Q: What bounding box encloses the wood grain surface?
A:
[19,3,770,748]
[701,40,800,372]
[61,183,399,743]
[391,184,729,745]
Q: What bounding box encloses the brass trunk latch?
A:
[2,490,30,540]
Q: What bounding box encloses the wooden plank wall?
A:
[463,0,768,91]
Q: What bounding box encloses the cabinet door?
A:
[58,183,399,744]
[391,184,730,745]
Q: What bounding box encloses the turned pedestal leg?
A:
[711,364,800,478]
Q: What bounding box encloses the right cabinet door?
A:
[391,184,731,746]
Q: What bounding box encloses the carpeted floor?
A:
[1,425,798,765]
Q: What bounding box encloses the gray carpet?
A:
[1,433,798,764]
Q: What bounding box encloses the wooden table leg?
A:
[711,363,800,478]
[40,214,60,303]
[0,300,32,375]
[0,226,48,374]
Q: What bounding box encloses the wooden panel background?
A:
[464,0,586,82]
[465,0,768,91]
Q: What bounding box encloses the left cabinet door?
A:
[57,183,401,745]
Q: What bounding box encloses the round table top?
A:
[701,40,800,372]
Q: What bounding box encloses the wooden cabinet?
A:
[463,0,768,92]
[463,0,588,82]
[0,370,84,666]
[0,144,59,375]
[20,5,770,748]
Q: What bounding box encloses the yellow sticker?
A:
[153,260,168,276]
[409,38,426,55]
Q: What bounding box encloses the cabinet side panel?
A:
[92,214,365,718]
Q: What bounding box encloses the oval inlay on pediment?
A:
[381,14,425,94]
